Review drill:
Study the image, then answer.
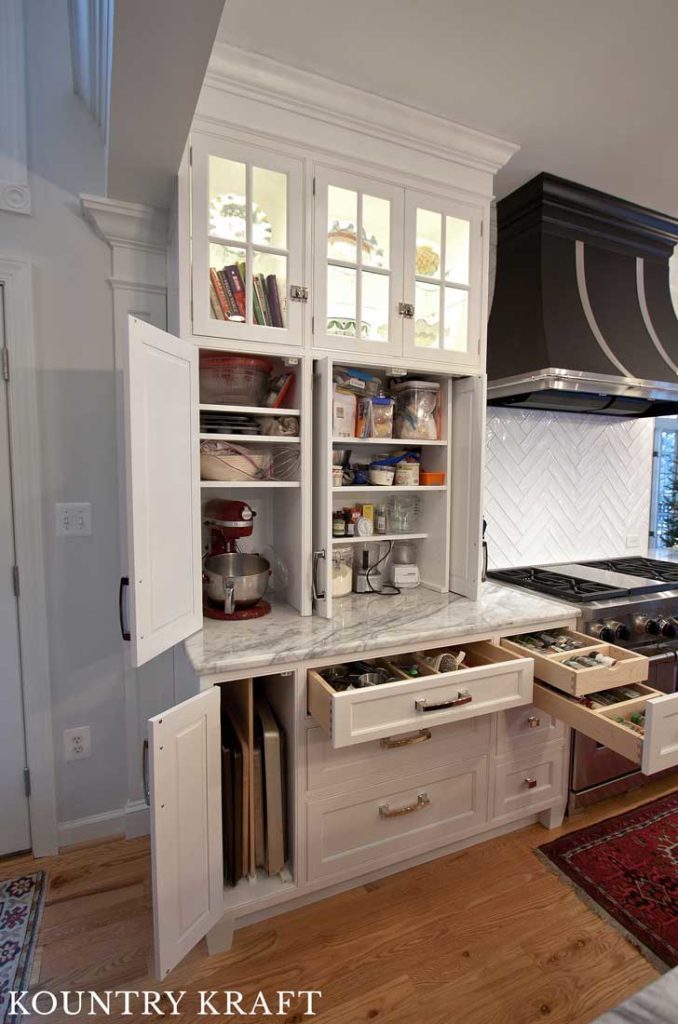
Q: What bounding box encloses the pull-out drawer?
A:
[306,757,488,882]
[502,629,649,697]
[496,704,566,754]
[307,641,533,748]
[534,682,678,775]
[493,746,565,821]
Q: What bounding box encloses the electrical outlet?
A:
[64,726,91,762]
[56,503,92,537]
[626,534,640,549]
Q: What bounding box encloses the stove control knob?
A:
[633,615,660,636]
[590,622,615,643]
[603,619,630,642]
[657,617,677,639]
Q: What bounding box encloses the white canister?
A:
[394,461,420,486]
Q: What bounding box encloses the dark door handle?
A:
[142,739,150,806]
[119,576,131,641]
[312,550,326,600]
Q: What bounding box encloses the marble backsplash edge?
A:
[484,408,654,569]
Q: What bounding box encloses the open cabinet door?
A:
[123,316,202,666]
[450,375,486,599]
[149,687,224,979]
[312,357,332,618]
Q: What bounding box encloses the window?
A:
[650,417,678,547]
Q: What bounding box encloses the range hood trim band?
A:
[486,368,678,404]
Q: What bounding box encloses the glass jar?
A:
[332,547,353,598]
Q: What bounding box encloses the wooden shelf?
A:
[201,480,300,489]
[333,485,446,493]
[200,403,300,417]
[200,433,300,443]
[331,532,428,545]
[332,437,446,447]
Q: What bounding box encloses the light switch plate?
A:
[56,503,92,537]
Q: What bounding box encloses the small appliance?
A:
[202,498,271,620]
[390,540,420,589]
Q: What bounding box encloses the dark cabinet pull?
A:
[119,576,131,641]
[142,739,150,806]
[312,550,326,600]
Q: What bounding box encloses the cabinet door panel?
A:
[313,167,404,356]
[124,317,202,666]
[191,132,305,347]
[403,191,483,369]
[149,688,223,979]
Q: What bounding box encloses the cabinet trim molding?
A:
[0,0,31,214]
[205,43,519,177]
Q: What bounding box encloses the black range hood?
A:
[487,173,678,417]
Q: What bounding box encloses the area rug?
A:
[0,873,46,1023]
[538,792,678,970]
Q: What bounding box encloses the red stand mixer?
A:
[202,499,271,620]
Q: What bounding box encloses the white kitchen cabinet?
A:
[120,317,311,668]
[312,170,484,370]
[190,132,307,349]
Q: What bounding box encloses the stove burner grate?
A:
[584,557,678,585]
[487,566,628,602]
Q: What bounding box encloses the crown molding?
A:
[204,43,519,176]
[0,0,31,215]
[80,193,168,251]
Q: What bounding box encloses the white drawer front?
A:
[308,641,533,748]
[496,704,565,754]
[306,716,490,795]
[307,758,489,882]
[493,749,565,821]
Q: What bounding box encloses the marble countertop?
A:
[184,582,576,676]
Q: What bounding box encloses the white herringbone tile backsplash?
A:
[485,409,654,568]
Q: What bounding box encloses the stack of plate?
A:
[200,412,262,435]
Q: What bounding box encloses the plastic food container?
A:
[332,547,353,598]
[394,380,440,440]
[199,354,272,406]
[357,396,394,438]
[369,464,395,486]
[394,460,420,486]
[420,470,446,486]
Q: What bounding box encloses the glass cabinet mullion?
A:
[356,192,363,340]
[245,163,253,325]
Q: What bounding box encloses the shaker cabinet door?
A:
[149,687,224,979]
[122,316,202,666]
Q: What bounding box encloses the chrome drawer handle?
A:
[527,716,541,729]
[381,729,432,750]
[415,690,472,713]
[379,792,430,818]
[525,777,538,789]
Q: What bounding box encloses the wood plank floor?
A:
[3,775,676,1023]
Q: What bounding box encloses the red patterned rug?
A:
[538,791,678,970]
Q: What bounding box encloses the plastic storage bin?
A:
[199,353,272,406]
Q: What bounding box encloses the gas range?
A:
[488,557,678,651]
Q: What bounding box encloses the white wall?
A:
[2,0,127,828]
[485,409,654,568]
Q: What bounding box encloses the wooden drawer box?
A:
[307,641,533,748]
[496,704,566,754]
[306,757,488,882]
[493,747,565,821]
[306,715,491,795]
[502,630,649,697]
[534,682,678,775]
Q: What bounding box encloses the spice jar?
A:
[333,510,346,537]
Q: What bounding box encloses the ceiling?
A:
[217,0,678,218]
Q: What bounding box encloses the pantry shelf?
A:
[331,437,447,447]
[331,533,429,545]
[200,433,300,443]
[201,480,301,489]
[200,403,301,417]
[333,485,446,493]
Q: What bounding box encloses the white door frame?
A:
[0,257,58,856]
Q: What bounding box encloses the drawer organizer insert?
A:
[533,680,678,776]
[307,641,533,748]
[501,628,649,697]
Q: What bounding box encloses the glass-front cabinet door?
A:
[313,167,404,357]
[402,191,482,367]
[191,133,305,346]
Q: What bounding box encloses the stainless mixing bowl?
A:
[203,552,270,612]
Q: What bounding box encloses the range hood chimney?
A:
[487,173,678,417]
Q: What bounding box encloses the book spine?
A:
[266,274,283,328]
[217,270,238,317]
[209,279,225,319]
[257,274,273,326]
[253,274,269,326]
[225,265,246,319]
[252,276,265,325]
[209,267,230,318]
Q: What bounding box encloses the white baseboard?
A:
[125,799,150,839]
[58,800,151,848]
[58,807,126,848]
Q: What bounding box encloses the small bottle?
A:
[376,504,387,535]
[345,509,355,536]
[333,510,346,537]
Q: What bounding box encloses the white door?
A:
[149,687,224,979]
[0,286,30,855]
[122,317,202,667]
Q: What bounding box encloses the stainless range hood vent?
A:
[487,174,678,418]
